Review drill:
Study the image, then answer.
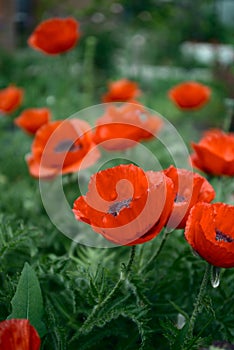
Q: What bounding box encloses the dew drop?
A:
[210,266,221,288]
[177,313,186,329]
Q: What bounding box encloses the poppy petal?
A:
[168,81,211,110]
[94,103,162,151]
[102,79,141,102]
[73,164,175,245]
[185,202,234,268]
[14,108,51,134]
[0,85,24,114]
[28,17,80,55]
[164,165,215,229]
[27,119,100,179]
[190,129,234,176]
[0,319,40,350]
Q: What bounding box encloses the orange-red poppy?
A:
[168,81,211,110]
[0,85,24,114]
[190,129,234,176]
[0,319,40,350]
[164,165,215,229]
[73,164,174,245]
[185,202,234,268]
[102,79,141,103]
[26,119,100,179]
[94,102,163,150]
[14,108,51,135]
[28,17,80,55]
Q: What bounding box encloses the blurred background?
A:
[1,0,234,126]
[1,1,234,63]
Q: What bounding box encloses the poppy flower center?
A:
[108,198,132,217]
[174,193,186,203]
[215,228,234,243]
[54,139,82,153]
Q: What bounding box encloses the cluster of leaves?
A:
[1,207,234,349]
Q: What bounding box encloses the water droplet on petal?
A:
[210,266,221,288]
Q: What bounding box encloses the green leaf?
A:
[170,323,189,350]
[7,262,46,337]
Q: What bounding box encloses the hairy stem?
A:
[183,263,211,349]
[82,36,97,106]
[75,245,136,338]
[223,98,234,132]
[140,229,170,273]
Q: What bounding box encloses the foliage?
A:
[1,205,234,348]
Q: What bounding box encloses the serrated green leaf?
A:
[7,262,46,337]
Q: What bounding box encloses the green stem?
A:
[212,175,230,203]
[217,176,223,201]
[183,263,211,349]
[137,244,146,270]
[125,244,136,275]
[75,245,136,338]
[223,98,234,132]
[82,36,97,106]
[140,228,170,273]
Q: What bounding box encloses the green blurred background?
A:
[1,0,234,122]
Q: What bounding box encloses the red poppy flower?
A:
[102,79,141,103]
[14,108,51,135]
[94,102,163,150]
[168,81,211,110]
[28,17,80,55]
[164,165,215,229]
[73,164,174,245]
[190,129,234,176]
[185,202,234,268]
[0,319,40,350]
[0,85,24,114]
[26,119,100,179]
